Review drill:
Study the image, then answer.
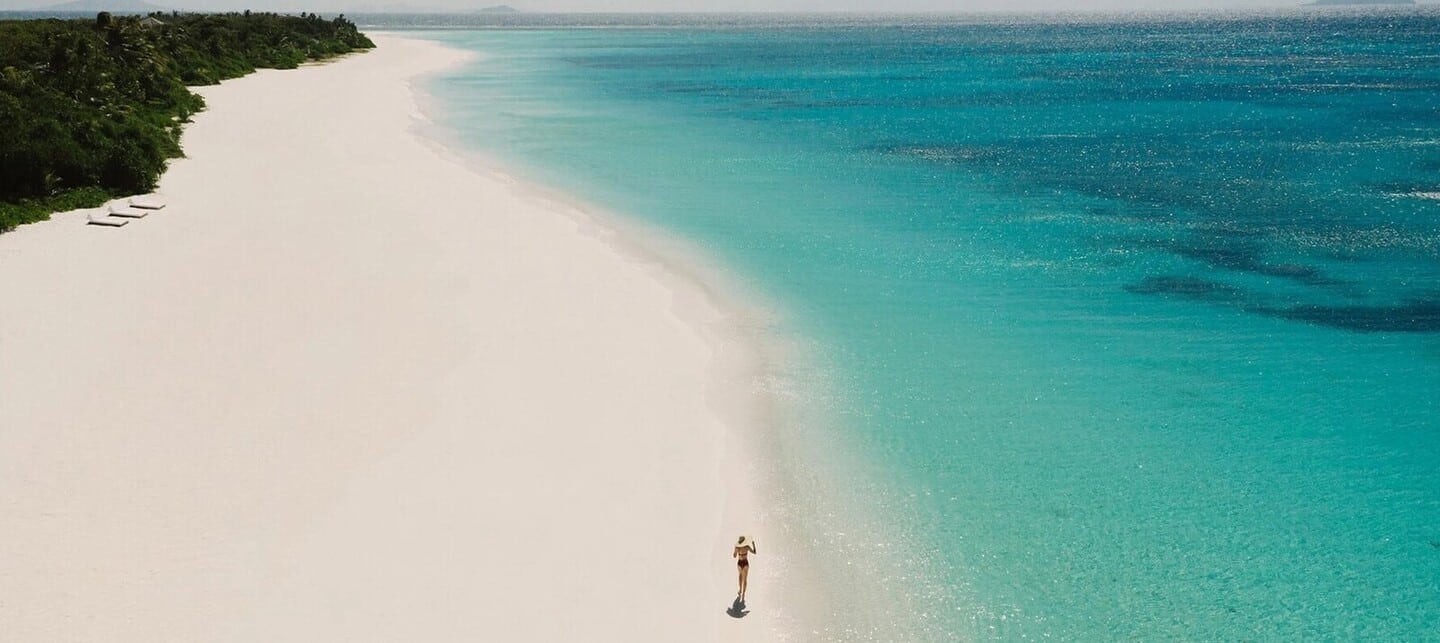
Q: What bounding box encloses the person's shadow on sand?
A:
[726,597,750,618]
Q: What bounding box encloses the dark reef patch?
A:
[1165,240,1340,287]
[1127,277,1440,333]
[1259,300,1440,333]
[1125,276,1246,303]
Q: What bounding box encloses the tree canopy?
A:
[0,12,375,231]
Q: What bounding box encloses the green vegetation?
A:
[0,12,374,232]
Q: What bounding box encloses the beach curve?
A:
[0,34,784,642]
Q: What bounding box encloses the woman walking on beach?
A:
[734,536,756,602]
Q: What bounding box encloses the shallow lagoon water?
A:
[404,13,1440,639]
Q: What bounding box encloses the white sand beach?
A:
[0,35,781,641]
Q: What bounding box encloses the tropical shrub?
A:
[0,12,375,231]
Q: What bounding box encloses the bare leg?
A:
[739,566,749,602]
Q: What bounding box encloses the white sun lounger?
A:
[129,195,166,210]
[87,210,129,227]
[108,204,149,218]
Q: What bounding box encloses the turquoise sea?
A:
[378,12,1439,639]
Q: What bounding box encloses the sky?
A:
[0,0,1411,14]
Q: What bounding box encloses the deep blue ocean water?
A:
[393,12,1438,639]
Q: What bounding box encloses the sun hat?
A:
[737,536,751,547]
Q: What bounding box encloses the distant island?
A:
[1305,0,1416,5]
[477,4,518,12]
[40,0,168,12]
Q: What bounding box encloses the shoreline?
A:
[397,34,857,640]
[0,33,793,641]
[400,32,954,641]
